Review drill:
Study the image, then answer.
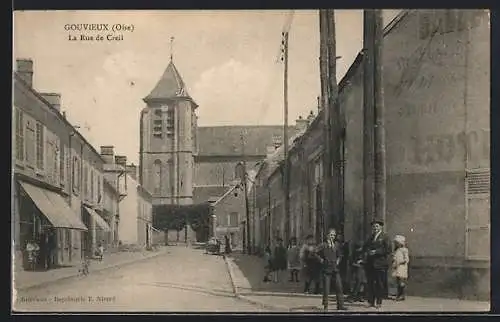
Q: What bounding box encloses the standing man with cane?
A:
[315,227,347,311]
[363,219,391,309]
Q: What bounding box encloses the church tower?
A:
[139,55,198,206]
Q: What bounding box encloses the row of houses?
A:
[243,10,490,300]
[12,58,159,270]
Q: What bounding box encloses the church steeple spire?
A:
[170,36,175,62]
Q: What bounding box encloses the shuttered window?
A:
[90,169,95,203]
[35,122,44,170]
[25,121,35,166]
[60,146,65,185]
[15,109,24,161]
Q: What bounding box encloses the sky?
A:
[13,10,400,164]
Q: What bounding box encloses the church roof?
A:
[196,125,297,157]
[193,185,230,204]
[144,61,193,103]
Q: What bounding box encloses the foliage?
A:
[153,203,211,233]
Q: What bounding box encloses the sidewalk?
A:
[13,246,170,291]
[224,253,490,313]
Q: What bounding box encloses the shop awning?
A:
[84,206,111,232]
[19,181,88,231]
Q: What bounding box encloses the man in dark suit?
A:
[315,227,347,311]
[363,219,391,308]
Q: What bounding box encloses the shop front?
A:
[18,180,88,270]
[83,206,112,254]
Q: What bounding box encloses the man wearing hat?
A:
[363,219,391,309]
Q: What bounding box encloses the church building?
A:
[139,56,299,245]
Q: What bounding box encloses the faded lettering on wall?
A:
[392,129,489,167]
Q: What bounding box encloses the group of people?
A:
[261,219,410,311]
[25,228,57,271]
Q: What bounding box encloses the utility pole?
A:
[240,134,251,254]
[319,10,330,240]
[325,10,342,234]
[281,31,291,244]
[373,10,387,231]
[363,10,386,239]
[363,10,375,240]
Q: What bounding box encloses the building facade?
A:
[102,177,119,247]
[251,10,490,300]
[13,59,109,268]
[116,172,153,246]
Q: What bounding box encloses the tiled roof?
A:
[144,61,192,102]
[193,185,230,204]
[196,125,297,157]
[263,128,307,181]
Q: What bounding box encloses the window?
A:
[314,160,322,185]
[72,156,80,192]
[84,165,89,198]
[166,108,174,137]
[166,159,173,196]
[60,146,65,185]
[153,160,162,194]
[25,121,35,166]
[235,162,245,181]
[153,109,164,138]
[54,142,60,182]
[90,169,94,202]
[153,119,163,135]
[229,212,239,227]
[35,122,44,170]
[97,175,102,203]
[15,109,24,161]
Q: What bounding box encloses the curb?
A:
[236,294,292,312]
[16,249,169,292]
[222,255,238,296]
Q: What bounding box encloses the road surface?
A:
[13,247,272,312]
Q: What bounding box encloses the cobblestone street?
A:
[13,247,272,312]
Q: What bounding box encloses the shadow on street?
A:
[230,252,305,295]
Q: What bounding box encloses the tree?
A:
[153,203,212,243]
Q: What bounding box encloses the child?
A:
[97,242,104,262]
[348,242,366,302]
[392,235,409,301]
[263,245,273,282]
[287,237,301,283]
[301,235,321,294]
[273,238,287,283]
[26,239,40,271]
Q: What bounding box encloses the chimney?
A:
[62,111,67,119]
[126,163,137,181]
[100,146,115,164]
[16,59,33,87]
[317,96,322,112]
[295,115,309,133]
[40,93,61,111]
[272,135,282,150]
[307,110,315,123]
[115,155,127,167]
